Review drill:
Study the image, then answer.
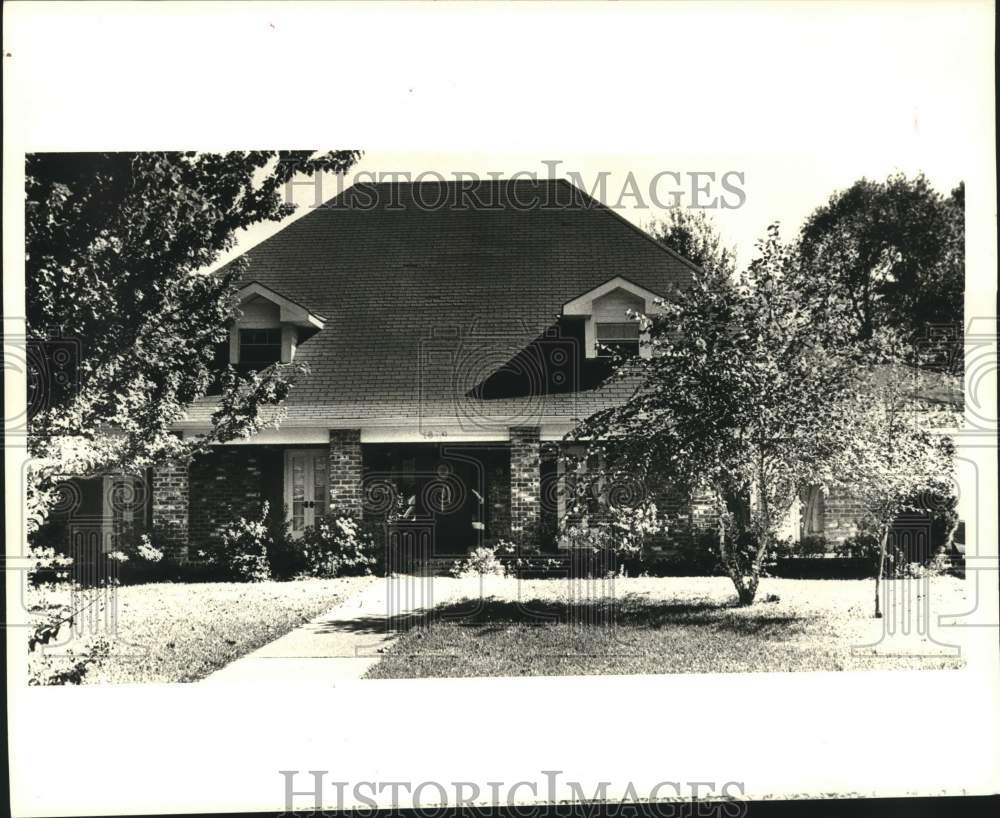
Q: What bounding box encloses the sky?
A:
[217,148,968,274]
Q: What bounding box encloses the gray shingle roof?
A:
[181,179,699,428]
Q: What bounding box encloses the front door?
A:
[284,449,328,537]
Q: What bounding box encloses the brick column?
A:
[328,429,363,519]
[510,426,542,540]
[152,460,190,561]
[823,486,865,545]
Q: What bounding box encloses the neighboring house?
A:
[49,180,961,562]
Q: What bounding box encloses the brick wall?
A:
[152,460,190,561]
[644,481,714,549]
[329,429,363,519]
[510,426,541,539]
[188,447,282,550]
[687,489,718,531]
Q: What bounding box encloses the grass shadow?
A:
[312,610,435,636]
[311,596,811,640]
[422,597,809,633]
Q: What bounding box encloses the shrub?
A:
[558,520,620,577]
[795,535,830,557]
[675,530,724,575]
[104,532,171,583]
[210,503,272,582]
[266,509,307,579]
[516,517,559,552]
[493,537,524,560]
[835,529,909,578]
[639,528,723,577]
[492,538,564,578]
[26,545,74,586]
[26,546,112,685]
[924,549,954,576]
[450,545,508,578]
[298,513,377,578]
[769,538,795,560]
[610,502,663,553]
[559,509,674,577]
[560,519,612,551]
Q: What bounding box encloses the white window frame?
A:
[284,448,330,537]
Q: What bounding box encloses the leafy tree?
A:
[24,150,362,531]
[569,225,863,604]
[828,367,958,617]
[645,208,737,278]
[794,173,964,364]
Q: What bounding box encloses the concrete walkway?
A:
[204,575,460,684]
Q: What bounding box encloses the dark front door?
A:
[425,451,486,553]
[364,443,494,556]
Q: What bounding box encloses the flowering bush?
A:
[107,533,165,566]
[298,513,377,578]
[211,503,272,582]
[559,520,624,577]
[559,519,613,551]
[610,502,664,555]
[450,546,508,578]
[27,545,74,586]
[26,546,112,684]
[103,532,172,584]
[493,538,564,578]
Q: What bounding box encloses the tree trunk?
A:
[736,571,759,606]
[719,520,761,606]
[942,509,959,554]
[874,527,889,619]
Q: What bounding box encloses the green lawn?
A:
[82,576,374,683]
[365,575,968,678]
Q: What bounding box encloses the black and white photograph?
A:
[3,1,998,816]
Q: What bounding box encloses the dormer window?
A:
[239,328,282,366]
[228,281,326,368]
[562,276,661,359]
[595,321,640,358]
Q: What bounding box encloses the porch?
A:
[147,427,561,561]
